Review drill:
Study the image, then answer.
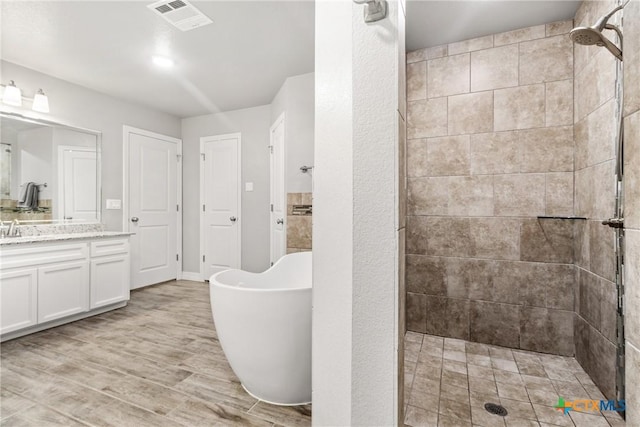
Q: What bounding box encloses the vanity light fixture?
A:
[32,89,50,113]
[152,55,175,68]
[2,80,22,107]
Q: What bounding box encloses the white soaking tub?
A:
[209,251,312,405]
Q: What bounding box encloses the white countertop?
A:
[0,231,134,246]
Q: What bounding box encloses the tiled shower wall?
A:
[286,192,312,253]
[623,0,640,422]
[572,0,620,400]
[405,21,577,355]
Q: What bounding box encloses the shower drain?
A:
[484,403,508,417]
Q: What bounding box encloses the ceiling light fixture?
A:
[152,55,175,68]
[32,89,50,113]
[2,80,22,107]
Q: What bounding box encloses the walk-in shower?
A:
[571,0,627,409]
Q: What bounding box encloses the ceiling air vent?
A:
[147,0,212,32]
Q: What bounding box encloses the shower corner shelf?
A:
[536,216,587,220]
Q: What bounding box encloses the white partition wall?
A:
[313,0,403,425]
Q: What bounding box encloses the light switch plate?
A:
[106,199,122,210]
[245,182,254,192]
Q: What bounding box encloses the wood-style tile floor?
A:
[0,280,312,427]
[404,332,626,427]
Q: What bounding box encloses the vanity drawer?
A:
[0,243,89,270]
[90,239,129,257]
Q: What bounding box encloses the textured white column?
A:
[313,1,401,425]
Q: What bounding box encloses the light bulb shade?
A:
[2,81,22,106]
[32,89,49,113]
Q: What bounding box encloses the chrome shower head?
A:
[570,27,606,46]
[569,2,626,61]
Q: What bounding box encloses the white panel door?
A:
[129,132,178,289]
[270,114,286,265]
[201,133,241,280]
[38,260,90,323]
[61,149,97,221]
[0,268,37,334]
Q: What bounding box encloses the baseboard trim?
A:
[181,271,203,282]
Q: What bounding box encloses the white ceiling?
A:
[1,1,315,118]
[2,1,582,119]
[406,1,581,51]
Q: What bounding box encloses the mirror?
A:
[0,113,101,223]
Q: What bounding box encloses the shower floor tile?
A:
[404,333,626,427]
[0,280,311,427]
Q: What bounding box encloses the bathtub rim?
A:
[209,252,312,293]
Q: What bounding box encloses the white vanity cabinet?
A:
[0,235,130,340]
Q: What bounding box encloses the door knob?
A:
[230,216,237,222]
[131,217,139,223]
[276,218,284,225]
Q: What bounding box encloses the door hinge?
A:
[202,255,206,262]
[177,204,179,212]
[176,254,179,261]
[201,153,205,161]
[202,204,205,212]
[269,145,273,154]
[177,154,182,161]
[270,204,273,212]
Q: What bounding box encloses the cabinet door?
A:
[0,268,38,334]
[38,260,89,323]
[90,254,130,309]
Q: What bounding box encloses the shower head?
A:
[569,2,626,61]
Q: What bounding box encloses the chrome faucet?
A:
[7,219,21,237]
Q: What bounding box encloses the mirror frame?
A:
[0,111,102,224]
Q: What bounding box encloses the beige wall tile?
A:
[286,216,312,249]
[407,292,427,333]
[407,49,427,64]
[470,45,519,92]
[407,61,427,101]
[625,111,640,229]
[520,219,574,264]
[470,218,521,260]
[574,168,594,218]
[520,308,574,356]
[470,301,521,348]
[624,0,640,116]
[589,220,615,282]
[407,139,428,177]
[426,135,471,176]
[519,126,574,173]
[426,44,448,60]
[448,176,494,216]
[573,0,618,72]
[494,84,545,131]
[408,98,448,139]
[407,215,429,255]
[545,20,574,37]
[408,177,449,216]
[519,35,573,85]
[427,54,470,98]
[626,230,640,347]
[399,116,407,229]
[591,160,615,220]
[625,342,640,424]
[574,49,616,122]
[545,80,574,127]
[448,92,494,135]
[494,174,546,216]
[470,131,521,175]
[583,99,616,168]
[426,217,473,257]
[448,35,493,55]
[406,255,446,295]
[494,25,545,46]
[545,172,574,216]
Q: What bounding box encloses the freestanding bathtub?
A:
[209,251,312,406]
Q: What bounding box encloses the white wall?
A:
[313,0,400,425]
[271,72,315,193]
[181,105,271,274]
[1,61,181,230]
